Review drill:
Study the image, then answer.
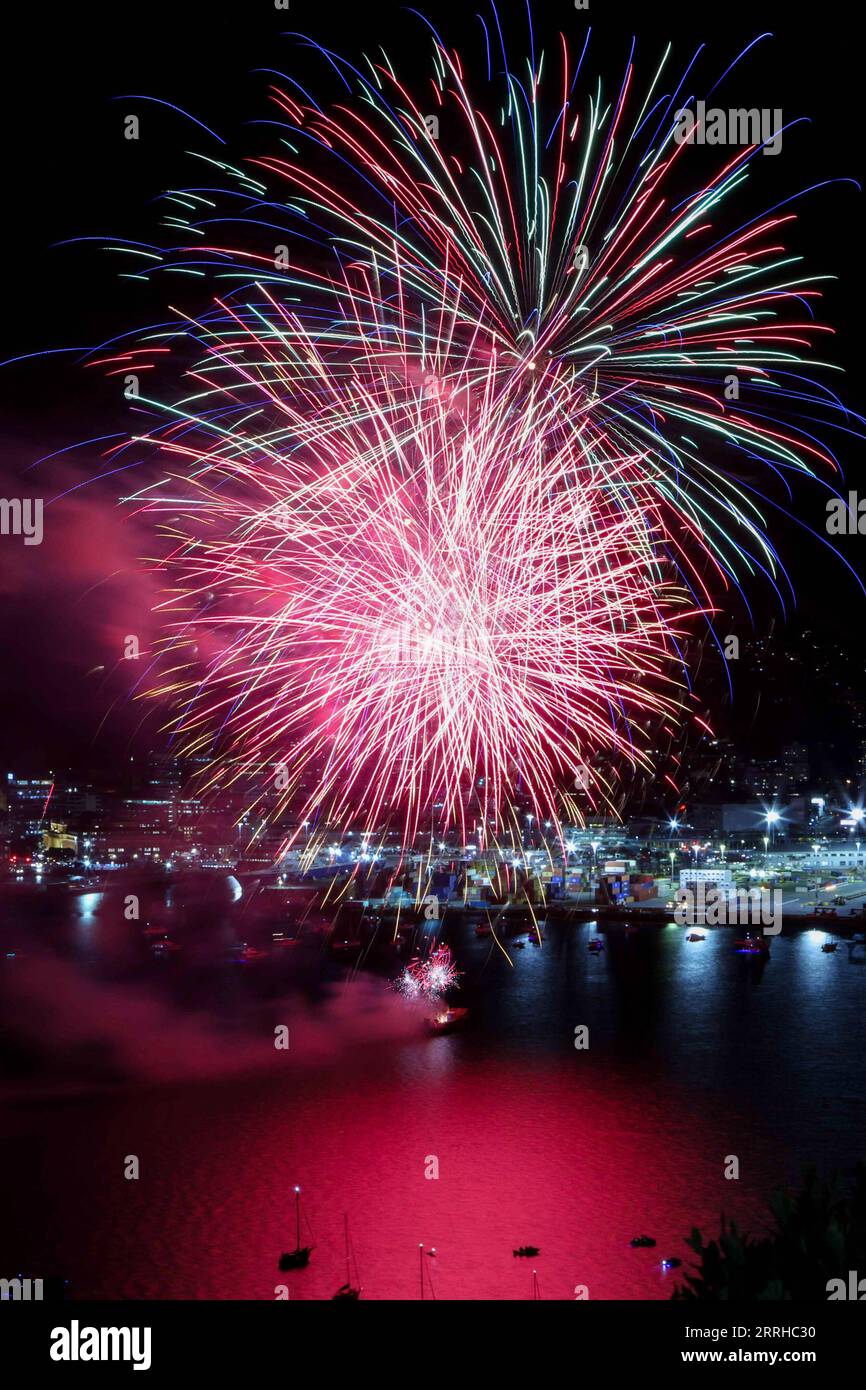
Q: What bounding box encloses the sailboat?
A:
[332,1214,361,1299]
[278,1186,314,1270]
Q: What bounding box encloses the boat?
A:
[588,938,604,953]
[821,941,838,953]
[428,1006,469,1034]
[230,942,267,964]
[511,939,526,949]
[629,1235,656,1248]
[734,935,769,955]
[330,937,364,955]
[278,1186,314,1270]
[513,1245,540,1258]
[278,1246,311,1270]
[65,877,105,895]
[418,1244,434,1299]
[272,931,302,949]
[686,932,706,942]
[331,1215,361,1300]
[474,923,492,936]
[150,936,181,956]
[661,1257,682,1270]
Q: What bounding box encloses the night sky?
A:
[1,0,864,776]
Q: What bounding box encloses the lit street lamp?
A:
[589,839,601,904]
[812,842,822,907]
[764,808,781,866]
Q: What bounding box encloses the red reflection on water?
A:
[5,1042,773,1300]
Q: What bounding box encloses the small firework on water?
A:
[397,964,424,1001]
[423,945,462,998]
[398,946,461,1000]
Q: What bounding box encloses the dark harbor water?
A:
[2,877,865,1300]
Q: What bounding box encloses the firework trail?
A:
[272,25,850,595]
[72,10,860,848]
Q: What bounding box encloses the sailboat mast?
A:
[295,1187,301,1249]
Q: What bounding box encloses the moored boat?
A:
[331,1214,361,1300]
[734,934,769,955]
[279,1186,314,1270]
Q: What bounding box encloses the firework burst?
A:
[73,11,859,850]
[128,296,693,846]
[242,20,852,595]
[399,945,461,1000]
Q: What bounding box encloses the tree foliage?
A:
[674,1164,866,1300]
